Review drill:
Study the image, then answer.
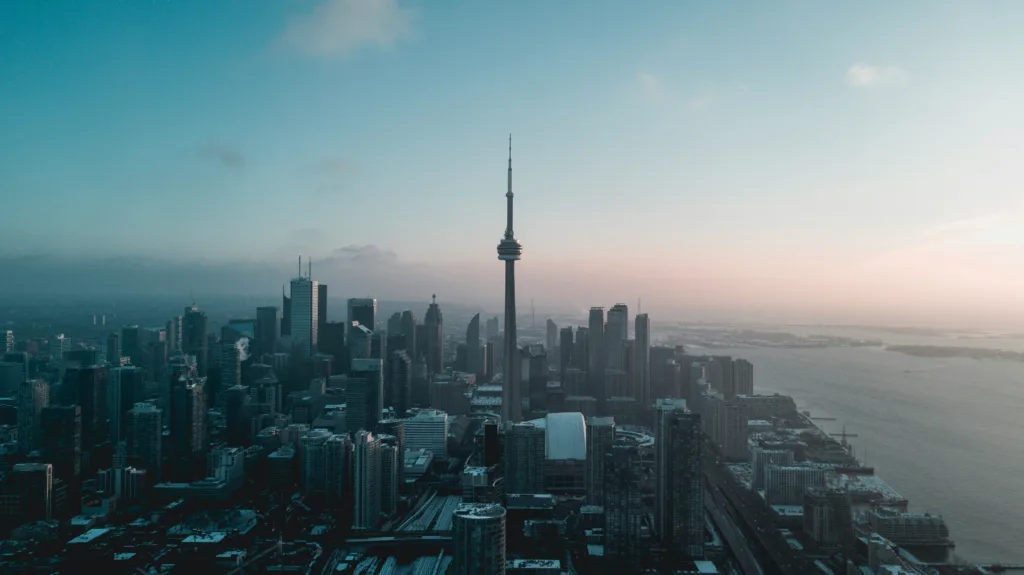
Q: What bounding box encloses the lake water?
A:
[707,344,1024,564]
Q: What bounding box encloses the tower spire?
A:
[505,134,514,238]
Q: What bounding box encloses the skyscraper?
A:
[466,313,481,376]
[126,402,162,483]
[399,310,417,359]
[108,366,144,445]
[352,430,381,530]
[606,303,629,370]
[588,308,605,407]
[453,503,507,575]
[424,295,444,373]
[17,379,49,454]
[105,332,120,366]
[318,284,328,328]
[585,416,615,507]
[347,298,377,345]
[635,314,651,407]
[3,330,13,353]
[182,303,209,376]
[498,136,523,424]
[255,306,281,356]
[62,365,109,467]
[170,368,207,482]
[559,326,574,380]
[654,399,704,558]
[281,285,292,337]
[347,358,384,434]
[604,443,644,560]
[733,358,754,397]
[546,319,557,353]
[291,275,319,358]
[385,350,412,417]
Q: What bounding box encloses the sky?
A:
[3,0,1024,328]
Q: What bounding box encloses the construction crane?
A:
[829,425,859,446]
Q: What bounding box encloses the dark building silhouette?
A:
[424,295,444,373]
[400,311,417,360]
[255,306,281,356]
[466,313,482,376]
[498,138,523,423]
[347,358,384,434]
[386,350,412,418]
[169,363,207,482]
[182,303,209,376]
[62,365,108,472]
[105,332,120,366]
[655,401,704,558]
[318,284,328,328]
[559,327,574,380]
[281,286,292,337]
[41,405,81,486]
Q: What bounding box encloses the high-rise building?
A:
[105,332,120,366]
[485,317,499,341]
[352,430,381,530]
[733,358,753,397]
[281,285,292,337]
[385,350,412,417]
[498,136,523,424]
[466,313,482,376]
[346,358,384,434]
[17,379,49,454]
[559,327,574,379]
[41,405,81,485]
[587,308,605,407]
[399,310,417,360]
[634,314,651,407]
[299,428,332,496]
[453,503,507,575]
[108,366,145,445]
[424,295,444,374]
[9,463,53,522]
[379,435,400,516]
[325,433,352,509]
[585,416,615,506]
[604,443,644,560]
[255,306,281,356]
[0,361,22,395]
[166,316,182,354]
[169,368,207,482]
[402,408,449,457]
[347,297,377,344]
[545,319,557,353]
[503,420,545,494]
[318,284,328,328]
[291,276,319,358]
[606,304,629,370]
[224,384,251,446]
[126,402,162,483]
[522,345,547,416]
[182,303,209,376]
[654,399,704,558]
[62,365,109,463]
[573,327,589,371]
[376,419,406,489]
[386,312,402,336]
[3,330,13,353]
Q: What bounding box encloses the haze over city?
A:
[4,0,1024,328]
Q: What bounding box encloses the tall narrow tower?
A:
[497,135,523,423]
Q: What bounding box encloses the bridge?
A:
[345,532,453,549]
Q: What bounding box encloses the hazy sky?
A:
[3,1,1024,327]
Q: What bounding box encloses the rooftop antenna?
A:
[298,255,302,278]
[308,258,311,279]
[638,297,642,315]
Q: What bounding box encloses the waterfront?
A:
[709,344,1024,564]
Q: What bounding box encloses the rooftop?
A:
[543,412,586,460]
[68,528,112,545]
[507,559,561,569]
[454,503,505,519]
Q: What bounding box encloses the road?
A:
[705,487,765,575]
[705,458,815,575]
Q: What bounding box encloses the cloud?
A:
[198,142,245,168]
[685,94,713,111]
[303,157,352,176]
[636,71,666,101]
[845,63,909,88]
[324,244,399,265]
[278,0,416,57]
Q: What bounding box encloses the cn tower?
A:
[497,135,523,423]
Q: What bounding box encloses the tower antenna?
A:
[308,258,311,279]
[298,255,302,278]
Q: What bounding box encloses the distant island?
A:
[886,344,1024,362]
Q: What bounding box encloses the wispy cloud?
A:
[198,142,245,168]
[278,0,416,57]
[685,94,713,111]
[303,157,352,176]
[845,63,909,88]
[636,72,666,101]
